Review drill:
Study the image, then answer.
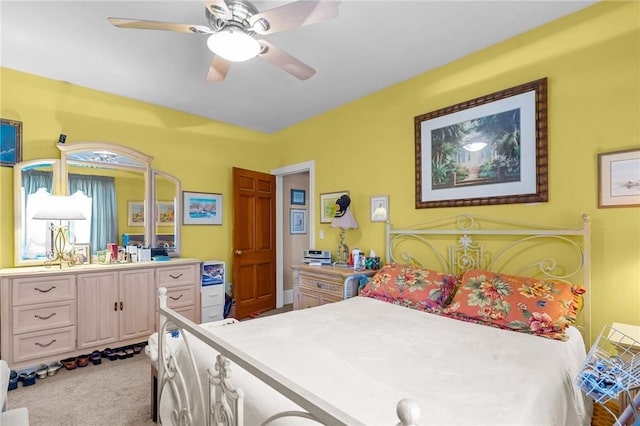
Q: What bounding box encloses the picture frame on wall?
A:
[598,148,640,208]
[183,191,222,225]
[319,190,348,223]
[290,209,307,234]
[414,78,548,208]
[0,118,22,167]
[127,201,145,226]
[370,195,389,222]
[291,189,306,205]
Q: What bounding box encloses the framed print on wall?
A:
[127,201,145,226]
[598,148,640,208]
[290,209,307,234]
[291,189,306,205]
[0,118,22,167]
[319,191,348,223]
[414,78,548,208]
[183,191,222,225]
[370,195,389,222]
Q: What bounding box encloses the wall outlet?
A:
[319,230,324,239]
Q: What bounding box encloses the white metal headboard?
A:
[385,214,591,344]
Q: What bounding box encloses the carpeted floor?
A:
[7,352,153,426]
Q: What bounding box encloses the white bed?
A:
[150,214,593,425]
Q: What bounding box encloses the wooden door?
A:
[232,167,276,319]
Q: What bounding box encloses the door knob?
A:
[234,250,243,255]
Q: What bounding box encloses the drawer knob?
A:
[34,312,56,320]
[34,286,56,293]
[169,294,183,301]
[169,273,183,279]
[35,339,56,348]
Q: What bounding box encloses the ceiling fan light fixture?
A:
[207,29,260,62]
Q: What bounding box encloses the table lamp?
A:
[330,195,358,266]
[33,195,86,268]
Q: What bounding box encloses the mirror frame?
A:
[58,142,154,255]
[152,169,182,256]
[13,159,61,266]
[12,141,181,266]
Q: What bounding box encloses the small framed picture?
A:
[370,195,389,222]
[598,148,640,208]
[72,243,91,265]
[290,209,307,234]
[127,201,145,226]
[291,189,306,205]
[156,201,175,226]
[319,191,348,223]
[0,118,22,167]
[183,191,222,225]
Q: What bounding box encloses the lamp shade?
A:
[331,207,358,229]
[32,195,86,221]
[207,29,260,62]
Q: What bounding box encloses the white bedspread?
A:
[153,296,592,426]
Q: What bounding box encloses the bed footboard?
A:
[155,287,421,426]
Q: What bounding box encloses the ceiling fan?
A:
[108,0,340,83]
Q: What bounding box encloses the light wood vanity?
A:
[0,258,201,369]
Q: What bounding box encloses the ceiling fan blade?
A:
[202,0,232,20]
[207,56,231,82]
[107,18,212,35]
[249,1,340,35]
[257,40,315,80]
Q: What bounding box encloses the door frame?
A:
[271,160,315,308]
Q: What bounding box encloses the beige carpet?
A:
[6,353,153,426]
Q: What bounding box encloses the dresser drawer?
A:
[173,305,197,324]
[13,326,76,363]
[201,285,225,307]
[12,275,75,306]
[156,265,197,287]
[165,285,195,309]
[298,288,341,309]
[299,274,343,296]
[13,300,76,334]
[201,305,224,323]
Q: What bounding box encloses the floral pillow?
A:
[359,263,459,312]
[442,269,585,341]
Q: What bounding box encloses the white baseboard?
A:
[283,289,293,305]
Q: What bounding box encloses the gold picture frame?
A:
[319,191,348,223]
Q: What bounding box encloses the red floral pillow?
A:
[442,269,585,341]
[359,263,459,312]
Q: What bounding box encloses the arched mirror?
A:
[13,159,61,266]
[13,141,181,266]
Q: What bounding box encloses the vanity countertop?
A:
[0,257,202,277]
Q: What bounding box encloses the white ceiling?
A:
[1,1,597,134]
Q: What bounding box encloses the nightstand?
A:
[291,264,377,310]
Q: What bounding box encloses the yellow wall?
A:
[0,69,279,268]
[1,1,638,343]
[274,0,640,342]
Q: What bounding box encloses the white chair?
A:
[0,360,29,426]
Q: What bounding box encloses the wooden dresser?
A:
[291,264,377,310]
[0,258,201,369]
